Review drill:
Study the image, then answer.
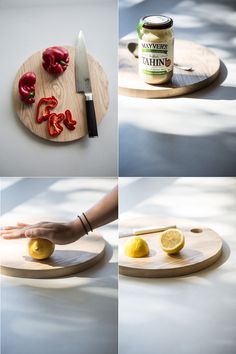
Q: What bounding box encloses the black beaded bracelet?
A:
[77,215,88,235]
[83,212,93,232]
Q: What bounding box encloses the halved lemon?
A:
[159,228,185,254]
[125,236,149,258]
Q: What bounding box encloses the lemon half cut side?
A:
[159,228,185,254]
[125,236,150,258]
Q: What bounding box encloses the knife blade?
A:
[119,225,177,238]
[75,31,98,137]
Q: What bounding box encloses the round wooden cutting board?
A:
[119,217,223,278]
[13,46,109,142]
[0,233,105,278]
[119,39,220,98]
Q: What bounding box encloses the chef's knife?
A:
[75,31,98,137]
[119,225,177,238]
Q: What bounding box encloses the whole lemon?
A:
[28,238,55,260]
[125,236,149,258]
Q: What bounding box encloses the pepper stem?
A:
[58,60,66,66]
[28,91,35,98]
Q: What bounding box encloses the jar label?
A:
[138,39,173,75]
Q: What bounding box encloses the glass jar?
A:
[137,15,174,84]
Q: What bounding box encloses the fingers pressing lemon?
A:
[159,228,185,254]
[125,237,149,258]
[124,228,185,258]
[28,238,55,260]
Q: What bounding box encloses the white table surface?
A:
[0,177,118,354]
[0,0,117,177]
[119,177,236,354]
[119,0,236,176]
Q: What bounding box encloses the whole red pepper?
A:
[36,96,58,123]
[42,46,69,75]
[48,113,64,137]
[18,72,36,104]
[64,110,77,130]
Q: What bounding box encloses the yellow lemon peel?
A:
[28,238,55,260]
[125,236,149,258]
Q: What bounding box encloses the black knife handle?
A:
[85,98,98,138]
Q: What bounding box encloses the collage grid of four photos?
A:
[0,0,236,354]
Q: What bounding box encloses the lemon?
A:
[125,236,149,258]
[28,238,55,260]
[159,228,185,254]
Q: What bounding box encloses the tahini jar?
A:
[137,15,174,84]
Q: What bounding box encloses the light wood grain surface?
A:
[119,39,220,98]
[119,217,223,278]
[13,46,109,142]
[0,233,105,278]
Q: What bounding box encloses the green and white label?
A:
[138,39,173,75]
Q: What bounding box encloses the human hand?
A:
[0,220,85,245]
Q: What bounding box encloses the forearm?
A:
[86,185,118,229]
[72,185,118,233]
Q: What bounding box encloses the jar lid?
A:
[141,15,173,29]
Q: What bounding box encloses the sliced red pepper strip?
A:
[36,96,58,123]
[64,109,77,130]
[18,72,36,104]
[48,113,64,137]
[42,46,69,75]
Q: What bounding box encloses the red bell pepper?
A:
[42,46,69,75]
[48,113,64,137]
[64,110,77,130]
[36,96,58,123]
[18,72,36,104]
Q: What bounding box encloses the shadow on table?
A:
[74,241,117,281]
[119,123,236,176]
[1,178,109,216]
[1,276,118,354]
[185,60,236,101]
[1,178,59,215]
[191,238,231,276]
[120,177,179,212]
[119,0,180,38]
